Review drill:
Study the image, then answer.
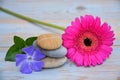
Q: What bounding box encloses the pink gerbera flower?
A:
[62,15,115,67]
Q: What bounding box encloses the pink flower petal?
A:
[100,48,110,58]
[66,48,76,59]
[65,26,78,35]
[97,51,107,61]
[84,54,89,67]
[80,16,87,29]
[95,53,103,64]
[62,15,115,67]
[88,54,91,66]
[71,17,81,30]
[102,41,113,46]
[101,45,112,53]
[62,33,75,40]
[63,40,74,48]
[70,51,79,62]
[101,22,109,32]
[74,52,83,66]
[90,55,97,66]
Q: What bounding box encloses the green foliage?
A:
[5,36,37,61]
[25,37,37,46]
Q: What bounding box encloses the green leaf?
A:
[14,36,25,48]
[5,36,25,61]
[5,36,37,61]
[25,37,37,46]
[5,44,22,61]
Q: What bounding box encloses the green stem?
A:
[0,7,65,31]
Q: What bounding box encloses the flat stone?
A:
[33,40,67,58]
[36,34,62,50]
[33,40,39,48]
[42,57,67,68]
[41,46,67,58]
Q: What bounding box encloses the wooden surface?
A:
[0,0,120,80]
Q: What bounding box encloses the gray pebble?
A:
[33,40,39,48]
[33,40,67,58]
[42,57,67,68]
[41,46,67,58]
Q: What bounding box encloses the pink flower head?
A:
[62,15,115,67]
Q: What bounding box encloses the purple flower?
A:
[16,46,46,74]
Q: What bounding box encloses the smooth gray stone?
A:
[33,40,39,48]
[33,40,67,58]
[41,46,67,58]
[42,57,67,68]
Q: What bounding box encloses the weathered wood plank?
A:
[0,69,119,80]
[0,47,120,80]
[0,0,120,80]
[0,22,119,47]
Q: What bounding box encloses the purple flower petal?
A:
[16,54,26,66]
[33,48,46,60]
[31,61,44,71]
[20,61,32,74]
[22,46,34,56]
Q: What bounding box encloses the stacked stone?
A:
[34,33,67,68]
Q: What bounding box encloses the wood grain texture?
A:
[0,0,120,80]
